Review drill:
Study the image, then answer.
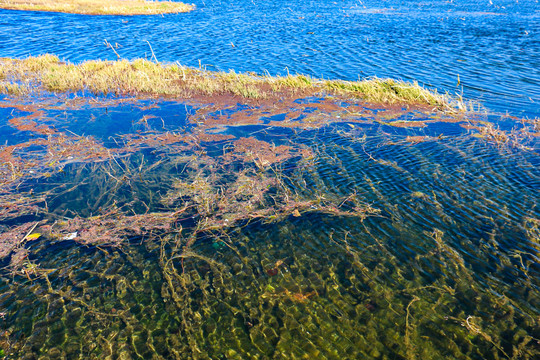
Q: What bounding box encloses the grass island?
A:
[0,0,194,15]
[0,55,458,109]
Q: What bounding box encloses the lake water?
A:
[0,1,539,359]
[0,0,539,118]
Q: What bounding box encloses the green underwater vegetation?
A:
[0,54,538,359]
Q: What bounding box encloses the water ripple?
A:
[0,0,538,117]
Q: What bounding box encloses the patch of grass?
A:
[269,74,314,92]
[324,78,450,107]
[0,0,194,15]
[0,55,461,109]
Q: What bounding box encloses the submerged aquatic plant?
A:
[0,66,538,359]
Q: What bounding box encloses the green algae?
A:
[0,91,538,359]
[1,212,538,359]
[0,132,538,359]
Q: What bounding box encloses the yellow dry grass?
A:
[0,55,460,109]
[0,0,193,15]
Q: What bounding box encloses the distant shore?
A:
[0,0,194,15]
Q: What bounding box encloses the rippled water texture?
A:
[0,95,539,358]
[0,0,539,118]
[0,0,539,359]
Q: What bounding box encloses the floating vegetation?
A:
[0,54,538,358]
[0,0,194,15]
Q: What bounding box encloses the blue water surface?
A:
[1,3,540,358]
[0,0,538,118]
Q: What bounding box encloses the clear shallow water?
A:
[0,96,539,358]
[0,0,539,118]
[0,1,540,359]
